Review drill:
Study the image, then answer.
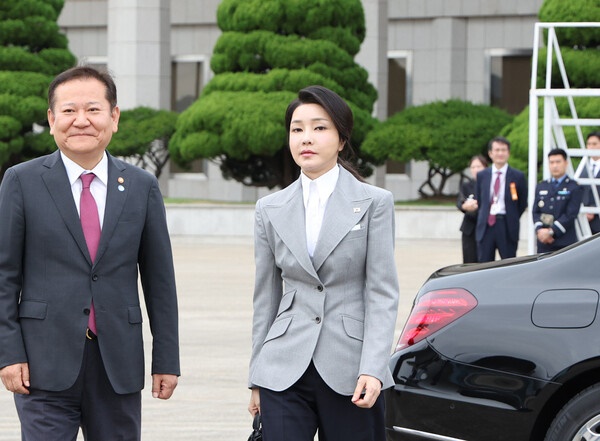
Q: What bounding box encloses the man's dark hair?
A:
[488,136,511,151]
[587,131,600,141]
[48,65,117,112]
[548,148,567,160]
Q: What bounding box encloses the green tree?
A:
[504,0,600,169]
[109,107,178,178]
[0,0,76,179]
[362,100,513,197]
[538,0,600,48]
[169,0,378,189]
[502,98,600,178]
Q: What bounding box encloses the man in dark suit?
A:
[581,131,600,234]
[533,148,582,253]
[475,136,528,262]
[0,66,180,441]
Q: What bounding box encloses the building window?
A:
[172,57,206,112]
[79,56,107,73]
[386,51,412,174]
[171,56,207,173]
[486,49,532,115]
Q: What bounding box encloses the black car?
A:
[385,235,600,441]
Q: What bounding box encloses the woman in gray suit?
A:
[248,86,399,441]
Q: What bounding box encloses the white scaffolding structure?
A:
[528,22,600,254]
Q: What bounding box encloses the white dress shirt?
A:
[301,165,340,256]
[61,152,108,228]
[591,159,600,177]
[489,164,508,215]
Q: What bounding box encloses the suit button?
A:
[315,316,321,324]
[317,285,323,292]
[92,275,99,281]
[83,308,90,315]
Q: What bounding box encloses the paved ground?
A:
[0,236,523,440]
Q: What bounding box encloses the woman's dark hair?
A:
[48,65,118,112]
[469,154,488,168]
[285,85,364,181]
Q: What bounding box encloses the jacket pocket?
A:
[345,223,368,240]
[18,300,48,319]
[264,316,293,343]
[128,306,143,324]
[276,289,296,317]
[342,315,364,341]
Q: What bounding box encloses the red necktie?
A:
[487,171,501,227]
[80,173,101,334]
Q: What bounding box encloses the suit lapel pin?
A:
[353,207,361,213]
[117,177,125,192]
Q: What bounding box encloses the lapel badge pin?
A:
[353,207,361,213]
[118,185,125,192]
[118,177,124,184]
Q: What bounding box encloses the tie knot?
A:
[81,173,96,189]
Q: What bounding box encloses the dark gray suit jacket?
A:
[0,150,179,394]
[580,166,600,234]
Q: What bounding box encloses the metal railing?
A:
[528,22,600,254]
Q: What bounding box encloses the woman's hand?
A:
[248,388,260,416]
[462,198,478,212]
[351,375,381,408]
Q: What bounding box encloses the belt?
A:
[495,214,506,218]
[86,328,97,340]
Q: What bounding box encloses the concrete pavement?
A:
[0,236,483,440]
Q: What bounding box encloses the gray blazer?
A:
[0,151,180,394]
[249,167,399,396]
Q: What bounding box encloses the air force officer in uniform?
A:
[533,148,582,253]
[247,86,399,441]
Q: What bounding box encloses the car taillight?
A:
[395,288,477,351]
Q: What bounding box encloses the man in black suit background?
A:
[581,131,600,234]
[475,136,528,262]
[0,66,180,440]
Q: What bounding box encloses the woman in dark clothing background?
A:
[457,155,488,263]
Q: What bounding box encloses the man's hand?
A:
[537,228,555,244]
[351,375,381,408]
[0,363,30,395]
[151,374,178,399]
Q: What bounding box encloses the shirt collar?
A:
[60,151,108,187]
[301,164,340,206]
[553,174,567,184]
[492,164,508,175]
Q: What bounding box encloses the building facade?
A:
[57,0,544,201]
